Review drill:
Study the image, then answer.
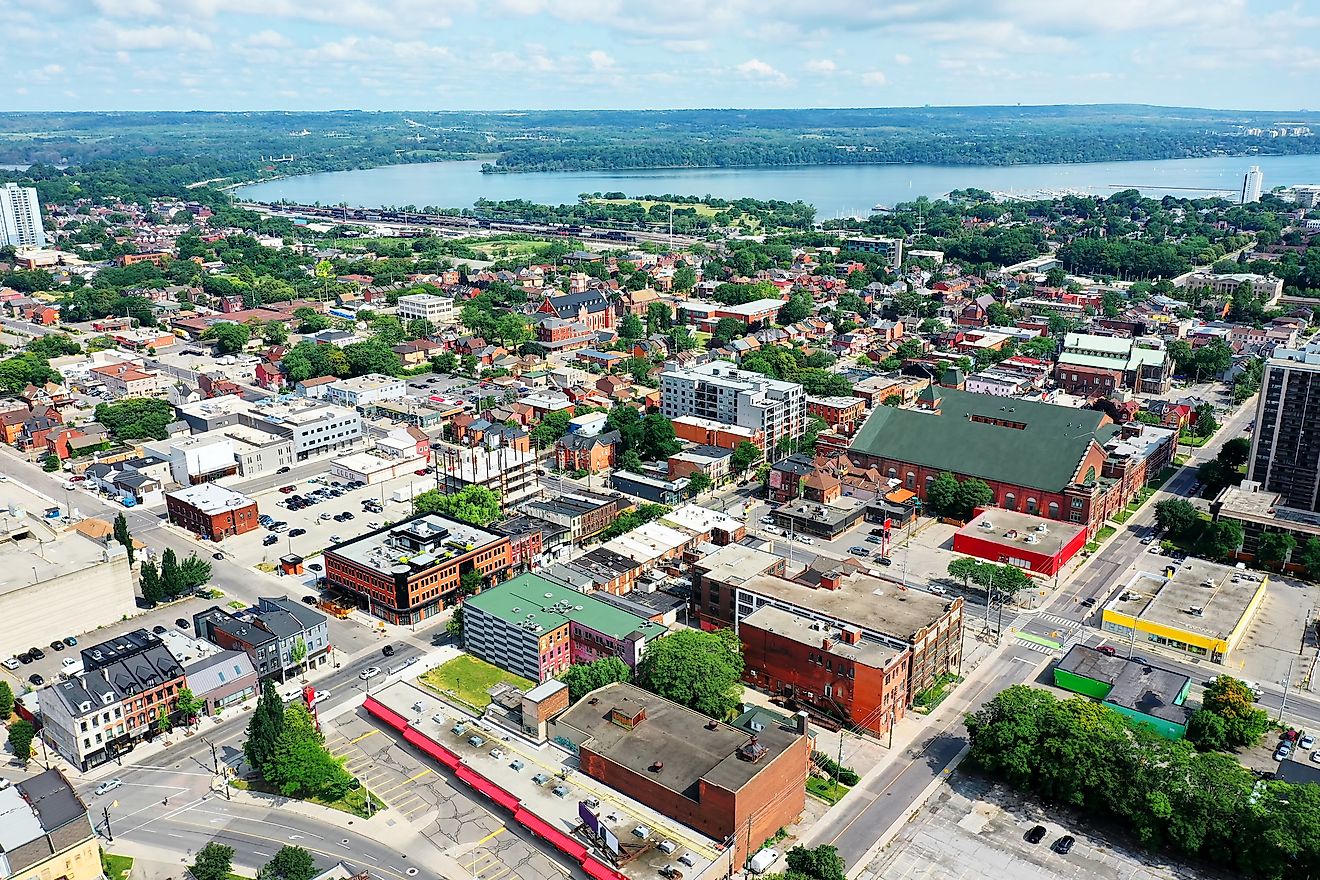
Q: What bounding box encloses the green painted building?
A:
[1053,645,1193,740]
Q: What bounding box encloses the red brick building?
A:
[740,606,909,738]
[165,483,259,541]
[806,395,867,429]
[550,683,810,868]
[555,430,620,473]
[323,512,511,625]
[952,508,1088,577]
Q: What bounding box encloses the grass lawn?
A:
[102,853,134,880]
[1181,434,1213,448]
[590,197,720,217]
[420,655,535,711]
[806,776,851,805]
[1095,525,1118,543]
[226,873,254,880]
[231,777,384,819]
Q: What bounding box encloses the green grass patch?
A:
[419,655,535,711]
[230,777,385,819]
[1180,434,1213,448]
[1113,510,1134,525]
[1084,541,1100,553]
[102,853,134,880]
[590,197,721,217]
[806,776,851,804]
[1095,525,1117,543]
[913,673,961,712]
[226,873,254,880]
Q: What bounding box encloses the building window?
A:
[1004,493,1015,510]
[1026,497,1038,514]
[1048,501,1060,519]
[906,472,915,489]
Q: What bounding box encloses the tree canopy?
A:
[636,628,744,719]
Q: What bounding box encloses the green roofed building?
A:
[1053,644,1193,739]
[847,386,1172,537]
[462,572,667,682]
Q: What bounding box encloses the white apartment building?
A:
[253,399,362,460]
[147,424,294,485]
[660,362,806,452]
[397,293,457,325]
[0,182,46,247]
[327,373,407,408]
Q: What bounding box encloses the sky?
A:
[3,0,1319,112]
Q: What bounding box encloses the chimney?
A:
[795,711,810,735]
[841,627,861,645]
[821,637,834,651]
[819,572,842,591]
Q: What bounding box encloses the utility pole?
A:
[102,806,113,842]
[1280,657,1295,724]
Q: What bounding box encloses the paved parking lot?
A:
[1233,572,1318,690]
[323,709,580,880]
[858,772,1224,880]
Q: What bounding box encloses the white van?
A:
[748,849,780,875]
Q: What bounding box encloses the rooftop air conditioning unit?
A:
[979,520,994,530]
[1035,524,1048,533]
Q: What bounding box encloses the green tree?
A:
[289,638,308,676]
[687,472,712,496]
[413,485,502,526]
[343,338,402,377]
[667,327,697,352]
[777,292,812,325]
[369,315,405,345]
[1193,402,1219,438]
[446,606,464,643]
[730,441,763,475]
[636,628,744,719]
[1256,532,1296,569]
[1153,499,1200,539]
[245,681,285,777]
[190,843,236,880]
[559,657,633,703]
[178,554,213,592]
[293,307,331,334]
[1295,537,1320,573]
[0,681,13,719]
[432,351,458,374]
[265,703,352,799]
[95,398,176,441]
[672,266,696,291]
[925,472,961,518]
[712,316,745,343]
[947,557,978,590]
[1185,709,1229,752]
[1198,519,1243,560]
[139,560,163,603]
[174,687,203,726]
[263,321,289,345]
[160,547,182,598]
[405,318,435,340]
[1202,676,1270,747]
[460,569,484,596]
[953,478,994,521]
[607,404,645,456]
[784,845,847,880]
[112,513,135,565]
[42,454,60,472]
[259,846,316,880]
[530,410,572,449]
[620,313,645,341]
[640,413,682,460]
[7,720,34,764]
[202,322,251,353]
[1218,437,1251,469]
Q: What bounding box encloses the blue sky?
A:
[4,0,1318,111]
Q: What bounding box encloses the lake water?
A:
[235,154,1320,215]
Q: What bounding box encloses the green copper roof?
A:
[465,572,666,640]
[849,388,1120,493]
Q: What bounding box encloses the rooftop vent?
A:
[738,737,769,763]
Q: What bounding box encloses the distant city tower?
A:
[0,182,46,248]
[1241,165,1264,204]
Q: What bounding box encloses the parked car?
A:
[866,535,883,544]
[289,528,306,538]
[382,645,396,657]
[330,535,342,543]
[847,546,871,557]
[263,534,279,546]
[28,674,44,686]
[1052,835,1075,855]
[176,618,189,629]
[61,657,78,671]
[341,512,354,520]
[212,551,225,560]
[279,485,297,494]
[301,595,319,606]
[1081,597,1097,607]
[1095,645,1117,656]
[62,637,77,647]
[1025,825,1047,844]
[1274,746,1292,761]
[1302,734,1316,750]
[28,647,43,661]
[877,556,893,567]
[49,640,64,651]
[1140,536,1154,545]
[277,466,291,474]
[359,666,381,680]
[152,625,167,635]
[17,652,33,665]
[1,657,19,670]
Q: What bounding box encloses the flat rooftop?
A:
[1057,645,1192,725]
[694,543,783,587]
[0,511,125,596]
[739,571,959,642]
[550,682,803,798]
[332,373,404,392]
[327,512,504,576]
[660,503,742,536]
[1110,558,1266,641]
[166,482,254,514]
[958,508,1085,557]
[742,605,902,670]
[465,573,665,640]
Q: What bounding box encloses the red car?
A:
[414,468,429,476]
[279,485,297,494]
[1095,645,1117,656]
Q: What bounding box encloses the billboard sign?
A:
[578,802,601,836]
[602,825,621,856]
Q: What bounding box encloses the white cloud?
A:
[112,24,212,51]
[40,64,64,75]
[805,58,836,74]
[246,29,292,49]
[862,70,887,86]
[894,53,912,64]
[736,58,790,85]
[588,49,616,70]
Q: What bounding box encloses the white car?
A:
[94,779,122,797]
[797,535,814,545]
[1,658,19,671]
[359,666,381,680]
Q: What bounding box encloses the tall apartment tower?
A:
[0,182,47,247]
[1248,344,1320,511]
[1241,165,1264,204]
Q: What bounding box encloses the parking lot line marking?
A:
[375,768,433,795]
[479,866,510,880]
[350,730,380,744]
[475,827,505,846]
[463,853,498,872]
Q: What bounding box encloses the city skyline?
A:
[3,0,1318,112]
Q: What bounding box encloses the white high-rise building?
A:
[0,182,46,247]
[1241,165,1264,204]
[660,361,807,453]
